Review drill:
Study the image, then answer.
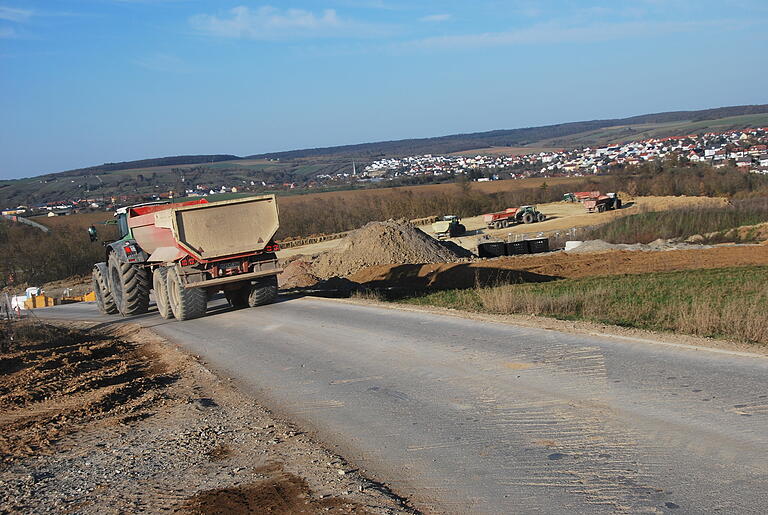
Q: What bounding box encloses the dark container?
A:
[506,241,530,255]
[477,242,507,258]
[526,237,550,254]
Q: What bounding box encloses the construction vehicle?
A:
[431,215,466,239]
[483,205,546,229]
[89,195,281,321]
[585,193,622,213]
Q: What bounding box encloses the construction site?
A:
[3,187,768,514]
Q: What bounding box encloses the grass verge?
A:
[588,197,768,243]
[397,266,768,345]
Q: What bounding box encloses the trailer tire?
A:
[153,267,173,319]
[225,285,250,309]
[248,276,278,307]
[108,253,150,316]
[167,267,207,321]
[92,263,118,315]
[493,221,502,229]
[522,212,535,224]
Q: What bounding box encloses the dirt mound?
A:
[311,219,472,279]
[686,222,768,244]
[278,259,321,289]
[566,239,713,253]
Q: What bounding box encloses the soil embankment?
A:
[347,245,768,290]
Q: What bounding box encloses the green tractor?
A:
[432,215,466,239]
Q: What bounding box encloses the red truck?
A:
[584,193,622,213]
[482,205,546,229]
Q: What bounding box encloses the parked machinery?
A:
[431,215,466,239]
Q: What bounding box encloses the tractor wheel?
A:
[152,267,173,319]
[166,267,207,321]
[225,285,250,308]
[456,224,466,236]
[537,213,546,223]
[522,212,535,224]
[92,263,118,315]
[615,199,622,209]
[108,253,150,316]
[248,276,278,307]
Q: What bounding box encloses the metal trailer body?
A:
[584,193,622,213]
[91,195,282,321]
[482,206,545,229]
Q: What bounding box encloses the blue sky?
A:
[1,1,766,179]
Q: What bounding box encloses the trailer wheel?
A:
[108,253,150,316]
[153,267,173,319]
[92,263,117,315]
[537,213,546,223]
[248,276,278,307]
[493,221,502,229]
[225,285,249,309]
[522,212,535,224]
[167,267,207,321]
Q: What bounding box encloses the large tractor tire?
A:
[522,212,535,224]
[92,263,118,315]
[108,253,150,316]
[224,285,250,309]
[166,267,207,321]
[248,276,278,307]
[152,267,173,319]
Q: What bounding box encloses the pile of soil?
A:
[686,222,768,244]
[566,239,713,253]
[311,219,472,279]
[278,259,321,289]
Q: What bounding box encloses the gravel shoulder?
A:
[0,321,415,514]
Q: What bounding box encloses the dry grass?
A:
[401,266,768,345]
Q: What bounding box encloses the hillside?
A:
[2,104,767,208]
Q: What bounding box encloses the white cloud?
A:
[0,6,33,22]
[190,6,384,40]
[420,13,451,23]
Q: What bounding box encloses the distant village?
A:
[358,127,768,181]
[3,128,768,217]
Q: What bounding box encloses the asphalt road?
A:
[37,297,768,514]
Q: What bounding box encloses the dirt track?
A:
[348,245,768,289]
[0,322,411,514]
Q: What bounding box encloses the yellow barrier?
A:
[23,291,97,309]
[24,295,57,309]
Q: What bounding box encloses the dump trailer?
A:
[483,205,545,229]
[431,215,466,239]
[585,193,622,213]
[90,195,282,321]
